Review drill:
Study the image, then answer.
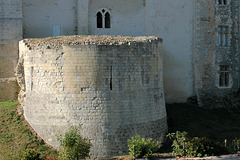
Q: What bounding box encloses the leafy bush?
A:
[128,134,161,159]
[57,127,91,160]
[232,138,240,152]
[185,137,215,157]
[166,131,189,157]
[18,149,42,160]
[167,131,228,157]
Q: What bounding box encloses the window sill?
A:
[217,4,229,7]
[96,28,111,29]
[217,45,230,49]
[217,86,232,89]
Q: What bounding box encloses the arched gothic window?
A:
[96,8,111,28]
[97,12,103,28]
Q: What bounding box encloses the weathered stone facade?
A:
[2,0,238,105]
[17,35,167,159]
[21,0,195,103]
[1,0,240,105]
[0,0,22,101]
[194,0,240,107]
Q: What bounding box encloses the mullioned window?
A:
[218,0,227,5]
[96,8,111,29]
[219,65,230,87]
[218,26,228,46]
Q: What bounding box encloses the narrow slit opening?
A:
[110,65,112,90]
[105,12,110,28]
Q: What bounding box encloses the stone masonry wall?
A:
[17,35,167,159]
[0,0,22,101]
[194,0,239,107]
[22,0,77,38]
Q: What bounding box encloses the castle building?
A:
[1,0,239,105]
[0,0,240,158]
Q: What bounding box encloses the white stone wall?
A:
[77,0,89,34]
[0,0,22,101]
[87,0,195,103]
[21,0,196,103]
[88,0,146,36]
[145,0,195,103]
[18,36,167,159]
[22,0,77,38]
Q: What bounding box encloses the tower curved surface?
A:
[18,35,168,159]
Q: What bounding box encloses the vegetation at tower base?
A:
[167,131,228,157]
[18,149,42,160]
[232,138,240,153]
[165,103,240,158]
[1,100,240,159]
[0,101,57,159]
[57,127,91,160]
[127,135,162,159]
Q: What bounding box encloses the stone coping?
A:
[23,35,161,50]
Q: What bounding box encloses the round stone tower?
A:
[17,35,167,159]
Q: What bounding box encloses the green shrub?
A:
[128,134,161,159]
[166,131,189,157]
[185,137,215,157]
[57,127,91,160]
[167,131,227,157]
[18,149,42,160]
[232,138,240,152]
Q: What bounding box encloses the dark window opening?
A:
[97,12,102,28]
[218,26,228,46]
[219,65,230,87]
[218,0,227,5]
[110,65,112,90]
[105,12,110,28]
[96,8,111,29]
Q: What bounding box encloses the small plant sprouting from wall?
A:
[127,134,162,159]
[57,127,91,160]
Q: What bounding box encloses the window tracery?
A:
[96,8,111,29]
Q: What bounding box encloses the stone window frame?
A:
[217,65,232,88]
[96,8,111,29]
[217,0,227,5]
[218,25,229,47]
